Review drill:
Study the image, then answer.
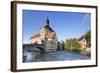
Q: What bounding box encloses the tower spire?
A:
[46,16,49,25]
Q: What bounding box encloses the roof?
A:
[78,35,85,41]
[43,24,54,32]
[30,33,40,39]
[30,17,55,40]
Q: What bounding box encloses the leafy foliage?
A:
[64,30,91,54]
[64,39,81,52]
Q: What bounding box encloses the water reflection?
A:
[23,47,90,62]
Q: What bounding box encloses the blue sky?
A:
[23,10,91,44]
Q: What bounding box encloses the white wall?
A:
[0,0,99,73]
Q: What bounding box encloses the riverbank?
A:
[64,47,91,57]
[80,48,91,56]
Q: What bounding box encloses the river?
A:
[23,47,91,62]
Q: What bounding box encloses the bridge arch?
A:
[23,44,46,53]
[36,46,45,53]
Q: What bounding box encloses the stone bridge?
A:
[23,44,46,53]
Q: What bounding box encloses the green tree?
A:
[64,39,81,52]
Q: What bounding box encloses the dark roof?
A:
[44,24,54,32]
[78,35,85,41]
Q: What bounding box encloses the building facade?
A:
[78,36,87,49]
[30,17,58,51]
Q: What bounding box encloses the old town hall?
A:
[30,17,58,51]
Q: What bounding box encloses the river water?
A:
[23,47,91,62]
